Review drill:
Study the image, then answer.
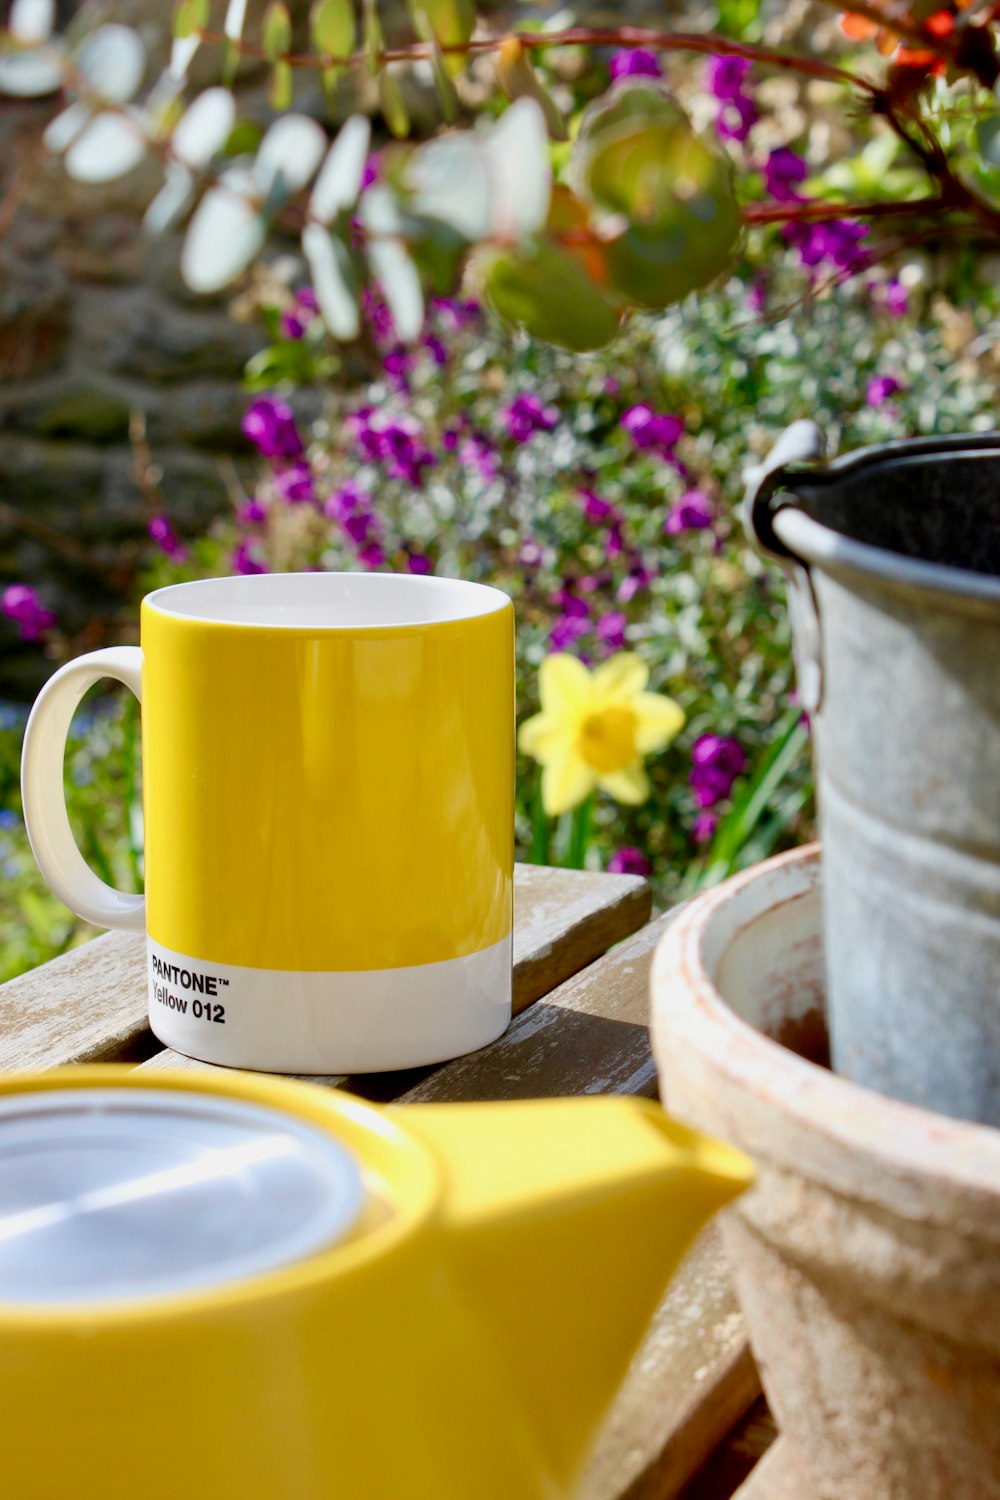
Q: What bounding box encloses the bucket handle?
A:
[743,420,827,714]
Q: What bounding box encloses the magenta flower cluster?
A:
[609,48,662,81]
[2,584,56,642]
[608,846,652,876]
[149,515,187,562]
[501,394,559,444]
[665,489,714,536]
[620,404,683,458]
[280,287,319,341]
[867,374,904,408]
[689,734,748,843]
[347,408,435,487]
[325,482,385,569]
[706,55,757,144]
[241,395,303,460]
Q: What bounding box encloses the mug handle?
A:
[20,647,146,932]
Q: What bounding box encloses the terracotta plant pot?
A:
[651,845,1000,1500]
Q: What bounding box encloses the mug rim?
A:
[142,571,512,630]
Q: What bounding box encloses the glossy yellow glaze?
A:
[140,598,514,970]
[0,1067,752,1500]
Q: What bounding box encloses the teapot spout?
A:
[402,1095,752,1492]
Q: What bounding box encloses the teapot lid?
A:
[0,1087,365,1305]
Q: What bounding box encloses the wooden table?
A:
[0,862,775,1498]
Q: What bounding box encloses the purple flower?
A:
[617,566,652,604]
[148,514,187,561]
[783,218,869,276]
[422,333,448,367]
[716,92,757,143]
[746,276,767,314]
[383,344,414,392]
[519,538,544,568]
[609,48,662,80]
[362,287,395,343]
[608,846,652,876]
[579,488,615,524]
[242,396,303,460]
[459,433,500,484]
[706,55,752,99]
[347,410,435,486]
[324,481,371,523]
[878,278,909,318]
[2,584,56,642]
[501,394,559,444]
[764,147,808,202]
[867,375,904,408]
[431,295,480,332]
[665,488,714,535]
[361,154,380,191]
[595,611,627,651]
[280,287,319,340]
[693,811,718,845]
[550,613,590,651]
[620,404,683,456]
[406,552,432,574]
[232,541,267,575]
[553,586,590,619]
[237,497,268,525]
[274,462,316,505]
[358,542,385,569]
[690,734,748,809]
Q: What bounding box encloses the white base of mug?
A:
[146,935,513,1074]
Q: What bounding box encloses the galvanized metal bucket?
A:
[745,422,1000,1125]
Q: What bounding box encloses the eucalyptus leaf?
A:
[169,33,200,80]
[484,96,551,239]
[368,236,423,339]
[0,44,63,96]
[224,0,248,41]
[412,7,458,122]
[362,0,382,74]
[254,114,327,198]
[484,240,621,351]
[310,0,355,59]
[310,114,371,224]
[43,100,91,153]
[64,110,147,182]
[269,57,292,109]
[262,0,291,60]
[143,162,195,234]
[9,0,54,44]
[77,24,146,103]
[302,222,360,338]
[181,164,266,291]
[408,132,492,240]
[414,0,474,76]
[378,64,410,138]
[172,0,208,38]
[495,35,567,141]
[171,86,236,169]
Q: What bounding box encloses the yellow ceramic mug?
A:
[20,573,514,1072]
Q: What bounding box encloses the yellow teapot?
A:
[0,1066,751,1499]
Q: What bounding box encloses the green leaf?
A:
[302,222,360,338]
[378,65,410,138]
[311,0,356,57]
[172,0,208,39]
[412,7,458,123]
[695,708,810,888]
[714,0,763,41]
[484,239,622,352]
[496,35,567,141]
[262,0,291,61]
[573,84,741,308]
[269,57,293,109]
[363,0,383,74]
[413,0,474,76]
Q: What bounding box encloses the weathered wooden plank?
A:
[395,911,758,1500]
[0,929,146,1070]
[581,1231,760,1500]
[140,864,651,1080]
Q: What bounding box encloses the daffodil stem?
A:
[566,796,593,871]
[529,768,550,866]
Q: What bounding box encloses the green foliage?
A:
[172,0,208,41]
[484,241,622,351]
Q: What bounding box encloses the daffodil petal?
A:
[542,751,596,817]
[539,653,592,716]
[633,693,686,754]
[598,762,650,806]
[518,713,572,764]
[591,652,648,702]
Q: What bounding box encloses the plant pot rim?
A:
[652,844,1000,1232]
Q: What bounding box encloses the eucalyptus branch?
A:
[743,195,946,224]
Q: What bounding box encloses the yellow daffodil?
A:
[518,652,685,817]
